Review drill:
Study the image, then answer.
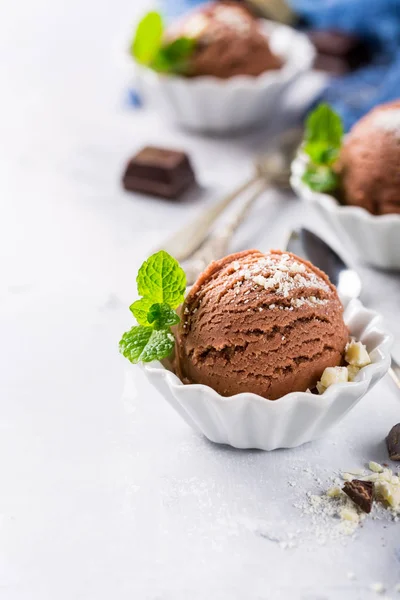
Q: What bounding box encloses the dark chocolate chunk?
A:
[343,479,374,514]
[122,146,196,199]
[387,423,400,461]
[313,54,351,76]
[307,30,371,73]
[307,30,361,57]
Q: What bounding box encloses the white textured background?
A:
[0,1,400,599]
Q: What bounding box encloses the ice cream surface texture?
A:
[175,250,348,400]
[337,100,400,215]
[167,2,282,79]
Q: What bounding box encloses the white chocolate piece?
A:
[347,365,360,381]
[317,366,348,394]
[340,507,360,523]
[375,480,400,510]
[326,486,342,498]
[345,340,371,368]
[369,461,384,473]
[321,366,349,387]
[369,582,385,594]
[346,467,366,476]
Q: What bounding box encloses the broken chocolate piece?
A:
[387,423,400,461]
[307,30,371,74]
[122,147,196,199]
[343,479,374,514]
[313,54,351,76]
[307,30,361,57]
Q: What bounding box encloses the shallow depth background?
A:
[0,1,400,599]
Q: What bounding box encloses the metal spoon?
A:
[182,163,290,286]
[287,227,400,389]
[159,128,302,264]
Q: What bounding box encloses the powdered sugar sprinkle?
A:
[235,253,329,306]
[372,108,400,136]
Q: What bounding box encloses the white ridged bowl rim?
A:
[142,298,392,410]
[291,151,400,227]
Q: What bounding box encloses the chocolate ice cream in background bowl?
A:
[291,101,400,270]
[130,2,315,133]
[119,250,391,451]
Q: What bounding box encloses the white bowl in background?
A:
[291,153,400,271]
[138,299,392,451]
[134,20,315,133]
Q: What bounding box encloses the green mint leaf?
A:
[303,141,340,166]
[130,297,153,326]
[150,50,171,73]
[304,103,343,166]
[305,103,343,147]
[151,37,196,74]
[131,11,164,66]
[302,164,339,193]
[119,325,175,364]
[147,303,180,329]
[136,250,186,309]
[163,37,195,63]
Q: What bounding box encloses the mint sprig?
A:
[130,11,196,75]
[302,103,344,193]
[119,251,186,364]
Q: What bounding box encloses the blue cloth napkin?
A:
[158,0,400,129]
[292,0,400,129]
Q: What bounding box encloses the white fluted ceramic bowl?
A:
[291,153,400,270]
[139,299,392,450]
[134,21,315,133]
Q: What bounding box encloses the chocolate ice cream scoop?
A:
[337,100,400,216]
[175,250,348,400]
[166,2,282,79]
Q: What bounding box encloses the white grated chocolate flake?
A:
[369,461,384,473]
[345,339,371,368]
[372,108,400,136]
[237,254,330,304]
[213,5,251,34]
[369,582,385,594]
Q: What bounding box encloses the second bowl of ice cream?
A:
[291,101,400,270]
[131,2,315,133]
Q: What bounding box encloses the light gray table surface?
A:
[1,1,400,599]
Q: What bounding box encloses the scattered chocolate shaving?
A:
[343,479,374,514]
[387,423,400,461]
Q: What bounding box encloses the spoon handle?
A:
[183,178,269,286]
[389,358,400,390]
[157,173,260,263]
